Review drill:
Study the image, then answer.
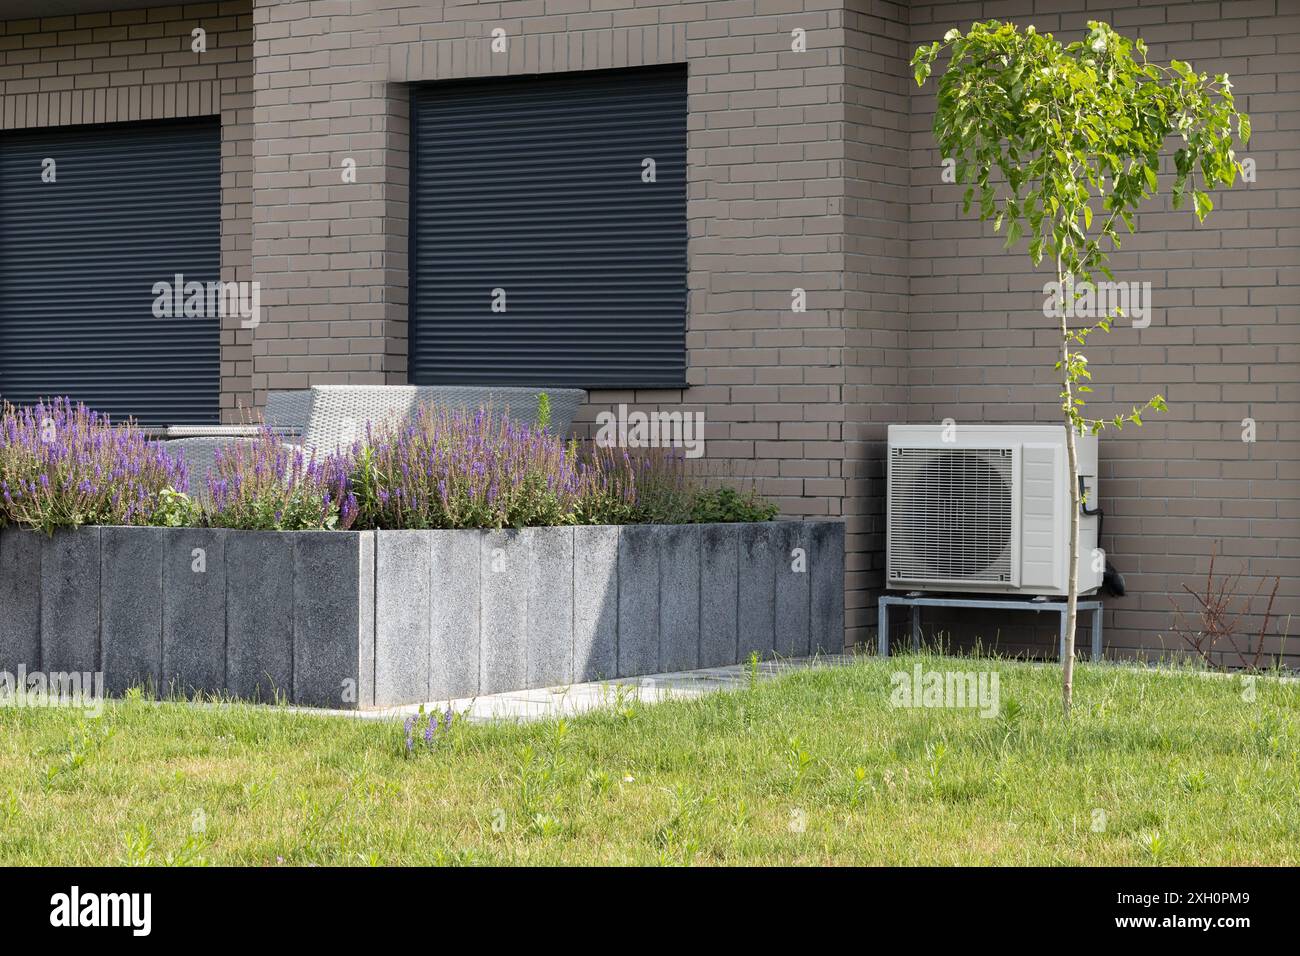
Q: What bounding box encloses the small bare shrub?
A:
[1169,542,1289,671]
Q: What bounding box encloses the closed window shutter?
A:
[410,66,688,389]
[0,117,221,425]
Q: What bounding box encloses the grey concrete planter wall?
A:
[0,520,844,710]
[0,526,374,710]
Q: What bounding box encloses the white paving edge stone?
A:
[280,653,860,723]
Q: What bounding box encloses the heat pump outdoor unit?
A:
[886,424,1102,597]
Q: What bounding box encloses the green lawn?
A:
[1,655,1296,865]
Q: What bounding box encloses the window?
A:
[410,66,688,389]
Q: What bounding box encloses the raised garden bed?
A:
[0,521,844,709]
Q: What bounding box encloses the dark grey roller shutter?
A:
[0,117,221,425]
[411,66,687,389]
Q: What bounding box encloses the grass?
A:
[1,654,1297,865]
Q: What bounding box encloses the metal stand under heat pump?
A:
[877,594,1104,662]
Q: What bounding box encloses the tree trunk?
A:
[1059,263,1080,719]
[1063,405,1080,719]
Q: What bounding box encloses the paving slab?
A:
[289,654,859,724]
[773,521,811,658]
[480,529,530,695]
[374,531,432,708]
[0,528,42,672]
[162,528,227,696]
[527,526,574,689]
[810,521,846,654]
[573,526,618,682]
[699,523,739,668]
[658,524,700,673]
[226,531,294,703]
[101,527,165,695]
[737,523,777,660]
[616,525,659,677]
[430,530,480,700]
[293,531,374,709]
[40,527,100,674]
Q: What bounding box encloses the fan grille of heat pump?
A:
[890,447,1014,582]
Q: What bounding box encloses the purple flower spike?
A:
[0,397,189,532]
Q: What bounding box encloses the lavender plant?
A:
[204,427,357,531]
[349,405,583,530]
[0,397,777,533]
[402,704,457,756]
[350,405,777,530]
[348,406,747,530]
[0,398,190,534]
[572,445,695,526]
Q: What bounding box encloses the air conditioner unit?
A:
[886,424,1102,597]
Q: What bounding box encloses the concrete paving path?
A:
[294,654,858,723]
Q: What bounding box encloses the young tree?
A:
[911,21,1250,716]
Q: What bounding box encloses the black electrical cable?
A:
[1080,476,1126,596]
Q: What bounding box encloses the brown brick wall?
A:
[844,0,911,646]
[249,0,860,640]
[907,0,1300,664]
[0,1,256,419]
[3,0,1295,664]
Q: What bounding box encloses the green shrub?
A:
[689,486,778,524]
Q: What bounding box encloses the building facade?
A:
[1,0,1296,662]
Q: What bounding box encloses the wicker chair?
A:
[163,389,314,491]
[265,388,314,437]
[299,385,585,450]
[166,385,586,493]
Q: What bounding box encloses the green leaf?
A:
[911,16,1248,387]
[1193,190,1213,221]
